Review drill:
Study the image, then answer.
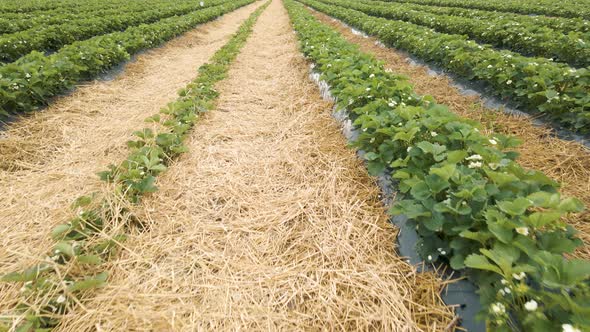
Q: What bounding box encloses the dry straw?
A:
[0,1,262,323]
[52,1,453,330]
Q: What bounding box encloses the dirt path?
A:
[56,1,454,330]
[309,9,590,260]
[0,1,264,310]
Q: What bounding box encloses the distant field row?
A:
[304,0,590,134]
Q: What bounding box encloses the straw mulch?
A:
[0,1,263,317]
[55,1,455,330]
[311,11,590,261]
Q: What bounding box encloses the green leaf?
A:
[425,173,450,193]
[422,215,443,231]
[416,141,447,161]
[488,221,513,244]
[429,164,456,181]
[410,181,431,200]
[1,264,51,282]
[497,197,533,216]
[145,114,161,123]
[464,254,502,275]
[450,253,466,270]
[51,224,71,240]
[446,150,468,164]
[54,242,75,258]
[485,169,519,187]
[526,211,562,228]
[481,243,520,272]
[77,255,102,265]
[67,272,108,292]
[527,192,560,208]
[390,200,431,218]
[459,230,493,244]
[558,197,585,213]
[71,195,93,209]
[364,152,379,161]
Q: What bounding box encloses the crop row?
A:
[300,0,590,134]
[0,2,270,330]
[364,0,590,35]
[326,0,590,68]
[0,0,154,14]
[286,0,590,330]
[381,0,590,20]
[0,0,254,117]
[0,0,208,35]
[0,0,231,64]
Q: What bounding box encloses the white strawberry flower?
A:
[465,154,483,161]
[506,80,512,85]
[512,272,526,280]
[524,300,538,311]
[516,227,529,236]
[491,302,506,315]
[468,161,483,168]
[430,131,438,137]
[562,324,581,332]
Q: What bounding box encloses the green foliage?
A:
[323,0,590,67]
[285,0,590,330]
[378,0,590,19]
[300,0,590,134]
[0,0,255,117]
[0,0,232,64]
[0,2,270,330]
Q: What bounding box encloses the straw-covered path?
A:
[0,0,264,312]
[57,0,454,330]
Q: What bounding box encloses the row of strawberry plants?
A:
[323,0,590,68]
[0,0,140,14]
[366,0,590,35]
[299,0,590,134]
[0,0,254,118]
[0,0,229,64]
[0,0,215,36]
[286,0,590,330]
[0,6,154,35]
[381,0,590,20]
[0,2,269,331]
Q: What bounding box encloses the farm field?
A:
[0,0,589,331]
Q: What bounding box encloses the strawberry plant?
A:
[378,0,590,20]
[0,0,255,117]
[0,0,232,64]
[0,2,270,330]
[285,0,590,330]
[321,0,590,67]
[299,0,590,134]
